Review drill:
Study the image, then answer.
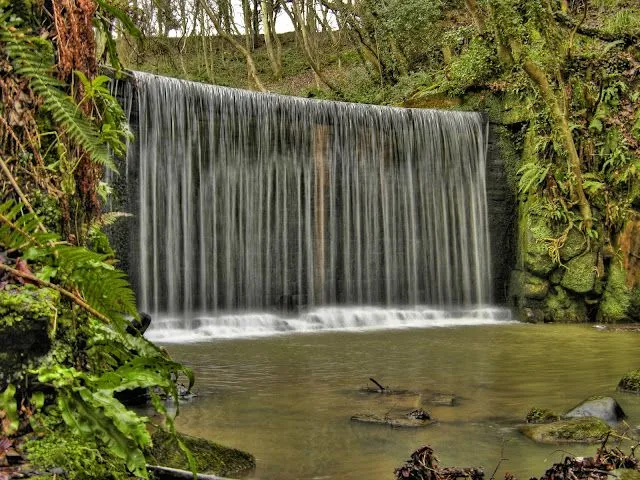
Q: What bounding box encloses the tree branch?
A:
[553,11,638,47]
[0,262,111,323]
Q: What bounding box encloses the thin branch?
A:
[0,262,111,324]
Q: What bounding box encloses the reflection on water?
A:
[161,324,640,479]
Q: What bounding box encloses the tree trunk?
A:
[199,0,267,91]
[261,0,282,79]
[522,58,593,229]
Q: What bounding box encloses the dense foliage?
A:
[0,0,192,478]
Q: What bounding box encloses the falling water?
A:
[116,72,509,339]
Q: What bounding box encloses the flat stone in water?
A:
[351,409,435,428]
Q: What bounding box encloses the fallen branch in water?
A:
[369,377,386,392]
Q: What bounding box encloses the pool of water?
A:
[160,323,640,479]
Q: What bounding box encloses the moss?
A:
[549,268,564,285]
[522,272,550,299]
[0,286,59,387]
[25,429,130,480]
[599,259,631,323]
[629,285,640,322]
[559,228,587,262]
[525,407,559,424]
[521,203,558,277]
[145,430,255,477]
[493,124,521,194]
[0,286,59,328]
[561,252,597,294]
[618,368,640,393]
[545,286,586,322]
[520,417,611,444]
[403,92,462,109]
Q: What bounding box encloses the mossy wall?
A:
[0,286,58,388]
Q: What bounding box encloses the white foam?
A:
[144,306,515,343]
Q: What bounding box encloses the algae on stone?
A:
[544,286,586,322]
[561,252,597,294]
[599,259,631,322]
[559,228,587,262]
[520,416,611,444]
[525,407,559,424]
[145,429,255,477]
[523,213,557,277]
[618,368,640,393]
[523,272,550,299]
[0,287,59,388]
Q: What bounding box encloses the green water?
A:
[164,323,640,479]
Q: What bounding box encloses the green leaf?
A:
[0,385,19,434]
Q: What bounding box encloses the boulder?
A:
[563,396,625,424]
[523,273,550,300]
[618,368,640,393]
[559,228,587,262]
[523,214,557,277]
[599,260,631,323]
[561,252,597,294]
[544,286,586,322]
[520,417,611,444]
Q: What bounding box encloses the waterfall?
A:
[115,72,510,340]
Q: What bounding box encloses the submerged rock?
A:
[525,407,559,424]
[351,409,435,428]
[520,417,611,444]
[618,369,640,393]
[145,430,255,477]
[564,396,625,424]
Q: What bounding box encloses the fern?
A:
[0,18,116,172]
[1,199,138,325]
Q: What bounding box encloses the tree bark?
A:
[522,58,593,229]
[199,0,266,91]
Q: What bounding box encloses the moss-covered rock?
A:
[559,228,587,262]
[525,407,559,424]
[145,430,255,477]
[523,213,557,277]
[618,368,640,393]
[519,417,611,444]
[629,285,640,322]
[544,286,586,322]
[549,268,564,285]
[0,286,59,388]
[523,273,549,299]
[599,260,631,323]
[561,252,597,294]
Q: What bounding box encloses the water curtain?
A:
[119,72,492,316]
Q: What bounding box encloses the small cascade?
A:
[115,71,510,338]
[145,307,515,343]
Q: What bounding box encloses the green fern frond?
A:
[0,22,116,172]
[88,211,132,236]
[0,201,57,250]
[1,200,138,325]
